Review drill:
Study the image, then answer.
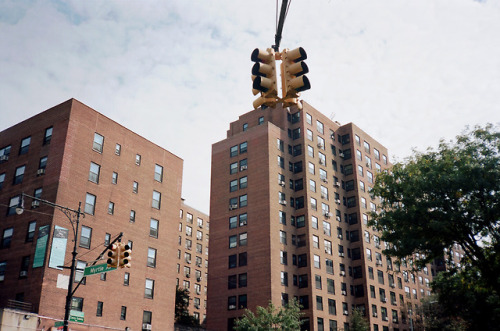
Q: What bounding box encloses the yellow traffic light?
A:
[251,48,278,109]
[119,243,132,268]
[281,47,311,107]
[106,244,119,268]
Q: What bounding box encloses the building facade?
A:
[177,202,210,326]
[207,101,436,331]
[0,99,207,331]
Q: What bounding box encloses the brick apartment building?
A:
[207,101,438,331]
[0,99,208,331]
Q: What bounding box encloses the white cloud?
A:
[1,0,499,213]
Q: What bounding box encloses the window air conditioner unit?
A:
[383,317,388,321]
[334,182,340,188]
[341,290,347,296]
[229,204,237,210]
[37,168,46,176]
[240,165,247,171]
[393,318,398,323]
[376,261,382,266]
[330,133,335,139]
[335,199,341,204]
[373,313,378,318]
[31,201,40,208]
[321,194,327,199]
[338,234,343,239]
[343,310,349,315]
[142,323,152,330]
[229,304,236,310]
[0,155,8,161]
[319,160,325,165]
[366,163,370,167]
[197,277,201,282]
[186,273,190,278]
[390,284,395,288]
[279,200,287,205]
[19,271,28,277]
[317,143,324,148]
[339,152,345,158]
[279,180,285,186]
[382,298,387,303]
[339,252,344,257]
[340,271,346,276]
[336,216,341,221]
[194,304,200,309]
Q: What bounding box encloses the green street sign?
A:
[54,321,64,327]
[84,263,116,276]
[69,310,84,323]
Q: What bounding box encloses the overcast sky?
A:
[1,0,499,214]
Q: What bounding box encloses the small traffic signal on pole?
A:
[251,48,278,109]
[106,244,119,268]
[119,243,132,268]
[281,47,311,107]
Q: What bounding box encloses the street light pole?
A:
[16,193,84,331]
[63,202,82,331]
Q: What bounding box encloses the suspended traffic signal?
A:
[251,48,278,109]
[281,47,311,107]
[119,243,132,268]
[106,244,119,268]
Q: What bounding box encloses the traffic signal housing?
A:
[119,243,132,268]
[251,48,278,109]
[281,47,311,107]
[106,244,119,268]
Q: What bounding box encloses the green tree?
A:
[175,287,200,326]
[369,124,500,328]
[416,294,468,331]
[234,300,303,331]
[349,308,369,331]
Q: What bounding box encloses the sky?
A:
[1,0,499,214]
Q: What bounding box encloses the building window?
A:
[239,213,247,226]
[130,210,136,222]
[93,133,104,153]
[85,193,96,215]
[228,296,237,310]
[133,181,139,193]
[89,162,100,183]
[150,219,159,238]
[95,301,103,317]
[230,162,238,174]
[152,191,161,209]
[115,144,121,155]
[229,235,237,248]
[238,294,247,309]
[230,179,238,192]
[135,154,141,165]
[239,176,248,189]
[38,156,48,173]
[229,216,237,229]
[19,136,31,155]
[13,165,25,185]
[0,261,6,281]
[80,226,92,249]
[43,127,53,145]
[280,231,287,244]
[71,297,84,312]
[75,260,86,284]
[228,255,237,269]
[147,248,157,268]
[239,194,248,207]
[26,221,36,242]
[258,116,264,125]
[230,145,238,157]
[120,306,127,320]
[0,173,5,190]
[145,278,155,299]
[7,196,21,216]
[239,233,247,246]
[154,164,163,182]
[314,255,321,268]
[124,272,130,285]
[243,123,248,131]
[108,202,115,215]
[364,141,370,153]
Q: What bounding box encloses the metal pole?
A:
[63,202,81,331]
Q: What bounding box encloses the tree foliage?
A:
[234,300,303,331]
[175,287,200,326]
[369,124,500,292]
[349,308,369,331]
[369,124,500,328]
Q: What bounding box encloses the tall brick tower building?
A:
[207,101,435,331]
[0,99,207,331]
